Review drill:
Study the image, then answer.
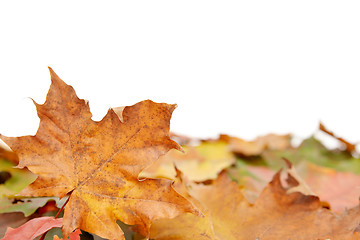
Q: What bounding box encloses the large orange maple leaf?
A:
[0,68,198,239]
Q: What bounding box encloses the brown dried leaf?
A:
[284,158,315,196]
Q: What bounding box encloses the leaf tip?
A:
[48,66,56,76]
[174,143,184,153]
[112,106,126,123]
[0,135,10,147]
[282,157,292,168]
[48,67,61,83]
[169,103,177,112]
[269,169,283,187]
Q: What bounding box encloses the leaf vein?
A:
[77,127,142,187]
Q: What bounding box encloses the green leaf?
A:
[0,159,36,197]
[0,197,59,217]
[261,136,360,173]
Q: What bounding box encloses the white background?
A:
[0,1,359,148]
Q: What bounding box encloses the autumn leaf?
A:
[2,216,62,240]
[283,158,315,196]
[261,136,360,173]
[220,133,291,157]
[228,163,275,204]
[0,68,198,240]
[140,140,235,182]
[0,196,61,217]
[0,212,30,238]
[149,169,218,240]
[150,171,360,240]
[0,157,43,217]
[230,159,360,212]
[139,149,177,180]
[175,141,235,182]
[293,162,360,212]
[0,159,36,197]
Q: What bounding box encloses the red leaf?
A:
[2,217,63,240]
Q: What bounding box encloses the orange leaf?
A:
[0,68,198,240]
[150,171,360,239]
[2,216,62,240]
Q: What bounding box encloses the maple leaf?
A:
[150,171,360,240]
[0,68,198,240]
[140,140,235,182]
[2,216,63,240]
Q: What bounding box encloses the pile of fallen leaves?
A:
[0,69,359,240]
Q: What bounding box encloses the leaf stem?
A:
[54,196,70,219]
[39,196,71,240]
